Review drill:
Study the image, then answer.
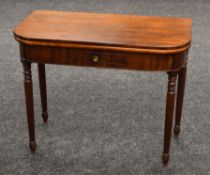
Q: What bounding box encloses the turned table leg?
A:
[162,72,178,165]
[38,63,48,123]
[174,65,187,136]
[22,61,36,152]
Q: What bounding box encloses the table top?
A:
[14,10,192,53]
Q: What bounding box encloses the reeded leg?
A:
[174,65,187,136]
[162,72,178,165]
[22,61,36,152]
[38,63,48,123]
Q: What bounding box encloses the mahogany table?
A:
[14,10,192,165]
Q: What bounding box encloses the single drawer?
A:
[69,49,126,67]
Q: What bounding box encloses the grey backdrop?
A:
[0,0,210,175]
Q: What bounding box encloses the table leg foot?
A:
[162,153,169,166]
[29,141,37,153]
[42,111,48,123]
[174,125,180,137]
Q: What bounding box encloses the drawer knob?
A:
[92,55,99,62]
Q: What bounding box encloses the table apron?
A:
[20,44,188,72]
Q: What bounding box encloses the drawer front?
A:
[69,50,126,68]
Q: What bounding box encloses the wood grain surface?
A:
[14,10,192,52]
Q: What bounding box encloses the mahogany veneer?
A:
[14,10,192,165]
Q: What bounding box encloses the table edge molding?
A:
[14,34,191,55]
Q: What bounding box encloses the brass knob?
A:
[92,55,99,62]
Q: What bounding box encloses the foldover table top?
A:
[14,10,192,53]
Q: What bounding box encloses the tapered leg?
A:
[174,66,187,136]
[22,61,36,152]
[38,63,48,123]
[162,72,178,165]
